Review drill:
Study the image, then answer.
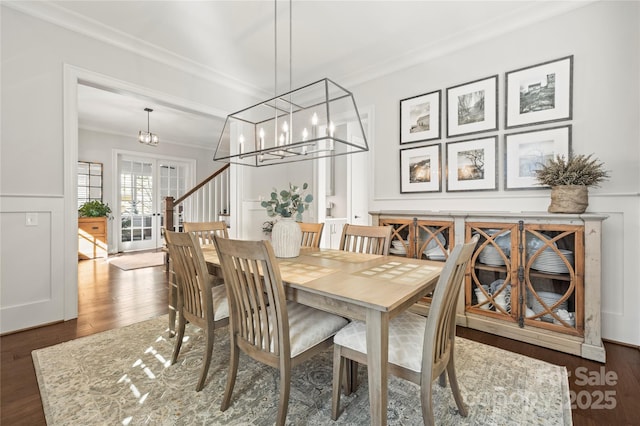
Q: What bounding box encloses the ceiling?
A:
[9,1,592,148]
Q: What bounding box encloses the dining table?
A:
[201,245,443,426]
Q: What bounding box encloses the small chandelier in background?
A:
[138,107,159,146]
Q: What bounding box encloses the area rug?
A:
[32,315,572,425]
[109,252,165,270]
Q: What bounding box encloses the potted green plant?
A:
[535,154,610,213]
[260,183,313,257]
[78,200,112,217]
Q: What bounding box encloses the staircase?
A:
[164,164,230,231]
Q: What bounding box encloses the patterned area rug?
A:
[109,252,165,270]
[32,315,572,425]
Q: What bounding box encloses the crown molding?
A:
[340,1,596,88]
[3,1,272,99]
[5,1,596,94]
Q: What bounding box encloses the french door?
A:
[117,154,190,252]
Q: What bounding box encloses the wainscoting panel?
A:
[0,196,65,333]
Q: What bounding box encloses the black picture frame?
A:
[446,75,498,138]
[445,136,498,192]
[504,125,572,190]
[400,90,441,144]
[400,144,442,193]
[505,55,573,129]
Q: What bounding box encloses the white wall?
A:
[0,5,255,332]
[353,1,640,346]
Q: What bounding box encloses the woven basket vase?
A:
[548,185,588,214]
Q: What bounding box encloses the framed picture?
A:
[400,90,441,143]
[446,136,498,192]
[505,55,573,129]
[505,125,571,190]
[400,144,441,193]
[446,75,498,138]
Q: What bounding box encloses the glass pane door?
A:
[119,157,158,251]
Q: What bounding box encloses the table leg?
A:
[366,309,389,426]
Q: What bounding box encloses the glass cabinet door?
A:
[523,224,583,336]
[466,223,518,321]
[416,221,453,261]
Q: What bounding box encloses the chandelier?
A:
[138,107,159,146]
[213,1,368,166]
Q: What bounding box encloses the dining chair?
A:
[183,221,229,243]
[299,222,324,248]
[338,224,393,255]
[213,236,349,426]
[167,221,228,336]
[331,234,479,425]
[165,231,230,392]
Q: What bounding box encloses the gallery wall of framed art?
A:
[396,55,574,194]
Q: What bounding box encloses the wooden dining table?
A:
[201,245,443,426]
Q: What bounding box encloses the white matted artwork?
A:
[400,90,441,143]
[446,75,498,138]
[505,125,571,189]
[400,144,441,193]
[505,56,573,129]
[446,136,498,192]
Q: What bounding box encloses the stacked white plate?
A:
[419,228,447,253]
[478,245,507,266]
[531,248,573,274]
[424,247,447,261]
[390,240,408,255]
[527,291,568,322]
[475,229,510,266]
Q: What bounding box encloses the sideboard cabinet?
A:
[78,217,108,259]
[370,211,607,362]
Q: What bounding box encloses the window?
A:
[78,161,103,208]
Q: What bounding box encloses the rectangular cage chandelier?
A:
[213,78,369,167]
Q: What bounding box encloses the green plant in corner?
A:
[261,183,313,222]
[535,153,610,187]
[78,200,112,218]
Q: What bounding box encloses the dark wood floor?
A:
[1,255,639,425]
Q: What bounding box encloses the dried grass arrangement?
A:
[535,154,610,187]
[536,154,610,214]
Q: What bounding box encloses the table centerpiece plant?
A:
[535,153,610,213]
[260,183,313,257]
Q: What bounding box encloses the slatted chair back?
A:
[165,230,229,391]
[299,222,324,248]
[184,221,229,245]
[338,224,392,255]
[423,234,478,385]
[213,236,348,425]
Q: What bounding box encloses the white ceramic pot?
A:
[271,217,302,258]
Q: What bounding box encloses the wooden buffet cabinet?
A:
[371,210,607,362]
[78,217,108,259]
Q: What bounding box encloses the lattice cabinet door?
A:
[379,218,415,257]
[521,222,584,337]
[465,223,519,322]
[415,220,454,262]
[465,220,584,337]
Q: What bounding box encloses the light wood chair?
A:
[338,224,393,255]
[299,222,324,248]
[167,221,228,335]
[165,231,230,391]
[213,236,348,426]
[183,221,229,243]
[331,235,479,424]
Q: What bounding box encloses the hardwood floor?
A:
[1,254,639,425]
